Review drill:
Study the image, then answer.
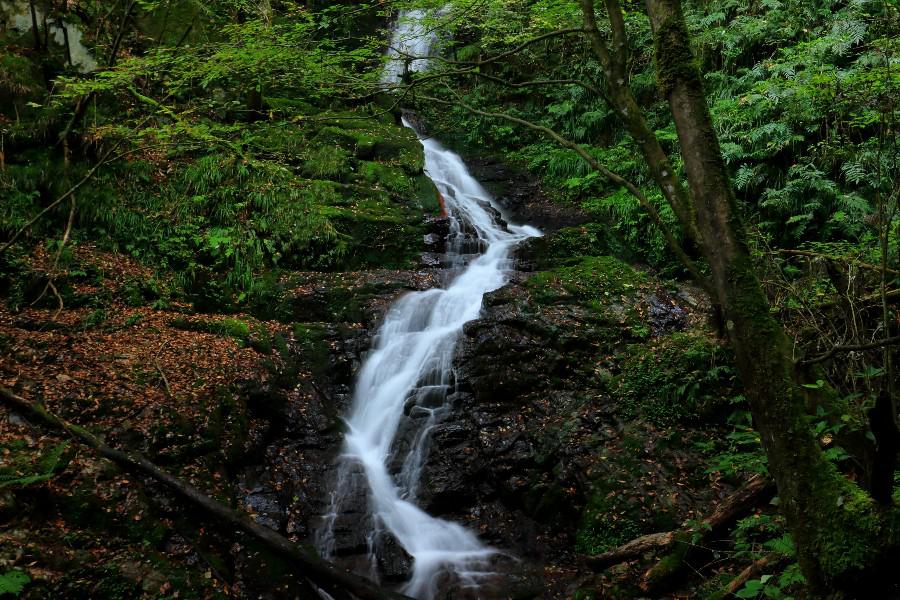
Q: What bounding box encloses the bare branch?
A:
[1,141,123,257]
[776,248,899,276]
[800,335,900,367]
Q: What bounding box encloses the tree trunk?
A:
[642,0,896,595]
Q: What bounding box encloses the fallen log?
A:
[724,555,787,595]
[584,532,675,570]
[640,474,773,592]
[582,474,772,584]
[0,385,412,600]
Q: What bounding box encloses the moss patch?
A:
[615,331,737,426]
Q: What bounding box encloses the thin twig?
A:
[1,141,123,257]
[800,335,900,366]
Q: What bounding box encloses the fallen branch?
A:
[153,357,173,398]
[583,475,771,574]
[0,385,411,600]
[775,249,899,276]
[810,287,900,311]
[724,555,789,595]
[640,474,773,592]
[584,532,675,570]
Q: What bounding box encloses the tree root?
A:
[0,385,412,600]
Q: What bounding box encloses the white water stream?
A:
[317,10,540,599]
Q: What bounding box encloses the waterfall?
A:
[380,9,441,85]
[317,10,540,599]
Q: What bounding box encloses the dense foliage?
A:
[2,0,438,308]
[0,0,897,598]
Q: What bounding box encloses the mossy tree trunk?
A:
[638,0,896,595]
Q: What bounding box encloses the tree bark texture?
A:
[641,0,897,595]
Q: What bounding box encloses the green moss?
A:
[171,316,252,341]
[652,7,702,97]
[357,160,415,196]
[575,485,644,555]
[222,318,251,340]
[526,256,648,331]
[416,174,442,213]
[302,145,350,180]
[527,256,647,304]
[615,332,736,425]
[371,128,425,175]
[801,465,896,582]
[642,534,691,589]
[248,122,309,158]
[531,223,616,268]
[293,323,330,377]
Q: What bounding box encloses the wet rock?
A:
[373,531,414,582]
[463,156,590,233]
[648,291,688,335]
[423,232,444,250]
[420,252,443,267]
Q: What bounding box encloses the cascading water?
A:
[380,9,441,85]
[317,10,540,599]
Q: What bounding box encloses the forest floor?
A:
[0,244,294,598]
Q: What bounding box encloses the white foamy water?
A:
[319,124,539,599]
[381,9,440,85]
[318,10,540,599]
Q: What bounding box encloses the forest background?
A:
[0,0,897,599]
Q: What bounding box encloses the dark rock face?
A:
[648,290,688,335]
[463,156,591,233]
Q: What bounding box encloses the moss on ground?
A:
[614,332,737,426]
[525,255,650,335]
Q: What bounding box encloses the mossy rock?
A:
[527,256,647,304]
[371,129,425,175]
[301,145,351,180]
[326,186,427,269]
[264,96,316,117]
[614,331,737,426]
[529,223,617,269]
[312,125,377,159]
[415,174,442,214]
[357,160,415,196]
[526,256,649,331]
[248,122,309,158]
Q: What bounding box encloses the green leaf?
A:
[0,570,30,596]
